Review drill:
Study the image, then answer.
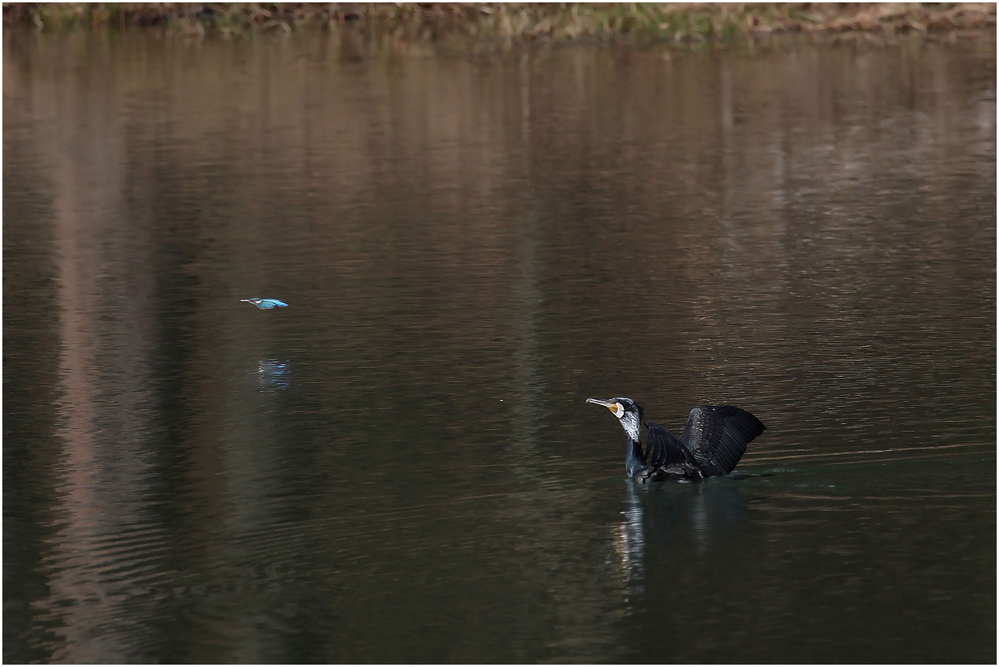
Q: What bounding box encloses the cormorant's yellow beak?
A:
[586,398,623,416]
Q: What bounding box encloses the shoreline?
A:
[3,3,996,45]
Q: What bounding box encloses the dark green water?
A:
[4,29,995,663]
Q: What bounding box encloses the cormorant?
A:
[586,397,765,482]
[241,298,288,310]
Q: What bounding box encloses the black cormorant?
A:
[586,397,765,482]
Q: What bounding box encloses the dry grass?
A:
[3,3,996,43]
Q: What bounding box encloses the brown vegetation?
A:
[3,3,996,44]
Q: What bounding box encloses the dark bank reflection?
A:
[3,26,995,663]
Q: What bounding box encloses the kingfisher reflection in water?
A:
[256,359,291,390]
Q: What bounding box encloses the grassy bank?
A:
[3,3,996,44]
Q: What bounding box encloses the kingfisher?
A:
[240,298,288,310]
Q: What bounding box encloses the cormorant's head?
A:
[586,397,644,442]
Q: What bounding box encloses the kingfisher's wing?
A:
[644,421,699,469]
[679,405,765,476]
[260,299,288,309]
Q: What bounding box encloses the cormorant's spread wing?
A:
[644,422,698,469]
[680,405,766,476]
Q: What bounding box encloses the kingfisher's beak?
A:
[586,398,616,412]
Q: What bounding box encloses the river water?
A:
[4,28,995,663]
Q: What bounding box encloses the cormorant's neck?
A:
[625,434,644,478]
[620,412,645,477]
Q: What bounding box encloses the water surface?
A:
[4,29,995,663]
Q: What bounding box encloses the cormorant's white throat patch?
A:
[619,410,641,442]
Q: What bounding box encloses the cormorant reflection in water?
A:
[613,479,752,595]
